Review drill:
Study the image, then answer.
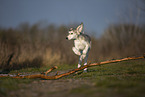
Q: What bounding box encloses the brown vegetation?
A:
[0,23,145,70]
[97,24,145,59]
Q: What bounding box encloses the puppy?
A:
[66,23,91,72]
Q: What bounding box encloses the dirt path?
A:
[7,79,94,97]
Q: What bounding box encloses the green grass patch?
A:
[69,60,145,97]
[0,77,33,96]
[0,59,145,97]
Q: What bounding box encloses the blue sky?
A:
[0,0,142,36]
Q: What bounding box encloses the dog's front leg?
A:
[72,47,81,56]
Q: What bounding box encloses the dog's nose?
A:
[66,37,68,40]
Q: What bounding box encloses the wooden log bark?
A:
[0,55,144,80]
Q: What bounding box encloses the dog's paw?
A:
[72,47,81,55]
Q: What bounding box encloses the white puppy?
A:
[66,23,91,72]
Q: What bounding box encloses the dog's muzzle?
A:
[66,37,68,40]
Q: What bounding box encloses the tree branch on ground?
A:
[0,55,144,80]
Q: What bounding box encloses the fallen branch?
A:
[43,66,58,75]
[0,55,144,79]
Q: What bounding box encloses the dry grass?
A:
[0,23,145,70]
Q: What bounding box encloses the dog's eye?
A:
[70,33,73,35]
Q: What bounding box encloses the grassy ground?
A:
[0,59,145,97]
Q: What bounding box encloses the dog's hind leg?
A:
[83,54,88,72]
[83,48,90,72]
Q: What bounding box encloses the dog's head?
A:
[66,23,83,40]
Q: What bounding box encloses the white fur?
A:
[66,23,91,72]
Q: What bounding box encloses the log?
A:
[0,55,144,79]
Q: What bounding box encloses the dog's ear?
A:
[76,23,83,34]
